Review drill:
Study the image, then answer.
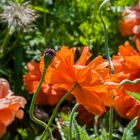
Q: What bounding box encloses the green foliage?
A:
[57,113,138,140]
[57,112,125,140]
[121,117,138,140]
[113,0,138,7]
[57,113,96,140]
[94,129,110,140]
[17,128,28,140]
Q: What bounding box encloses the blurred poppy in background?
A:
[119,2,140,41]
[23,61,67,106]
[113,40,140,128]
[0,78,26,137]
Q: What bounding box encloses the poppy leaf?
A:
[126,90,140,101]
[121,117,138,140]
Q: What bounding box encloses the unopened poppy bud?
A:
[44,48,56,68]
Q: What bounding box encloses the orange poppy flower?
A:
[40,46,116,116]
[119,3,140,41]
[0,78,26,137]
[23,61,67,106]
[113,40,140,127]
[115,83,140,127]
[113,40,140,77]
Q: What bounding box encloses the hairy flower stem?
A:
[29,48,55,129]
[99,1,114,140]
[29,66,47,128]
[99,0,114,74]
[94,115,99,136]
[40,83,78,140]
[69,103,80,140]
[0,28,10,58]
[109,106,113,140]
[119,78,140,88]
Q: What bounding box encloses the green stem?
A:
[99,1,114,140]
[69,103,79,140]
[99,0,114,74]
[40,83,78,140]
[119,78,140,88]
[94,115,99,136]
[56,118,66,140]
[0,29,10,57]
[109,106,113,140]
[74,119,80,140]
[1,32,20,60]
[29,66,47,128]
